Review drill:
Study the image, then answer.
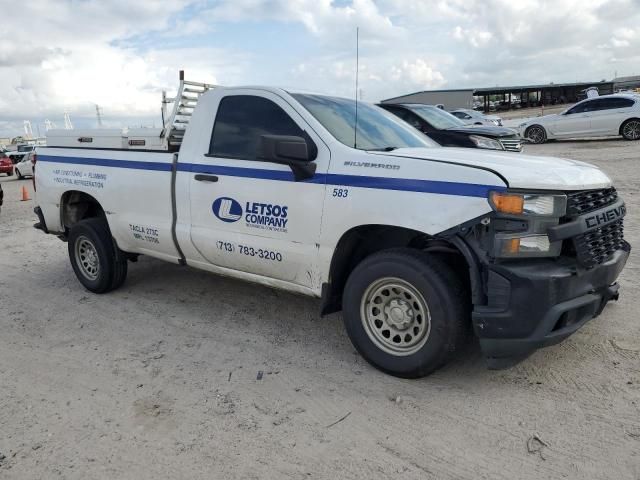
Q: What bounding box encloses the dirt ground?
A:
[1,139,639,480]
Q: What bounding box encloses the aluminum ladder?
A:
[161,70,217,150]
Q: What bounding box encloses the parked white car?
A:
[15,151,35,178]
[7,144,36,164]
[450,109,503,127]
[519,94,640,144]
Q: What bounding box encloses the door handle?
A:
[194,174,219,182]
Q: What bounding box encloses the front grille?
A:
[573,219,625,268]
[567,187,618,216]
[499,138,522,152]
[563,187,625,268]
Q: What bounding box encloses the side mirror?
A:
[259,134,317,181]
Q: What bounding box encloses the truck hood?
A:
[371,147,611,191]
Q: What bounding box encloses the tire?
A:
[525,125,547,144]
[342,248,468,378]
[15,168,22,179]
[68,218,128,293]
[6,169,13,177]
[621,119,640,141]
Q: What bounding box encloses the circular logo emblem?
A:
[212,197,243,223]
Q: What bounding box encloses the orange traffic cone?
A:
[20,185,31,201]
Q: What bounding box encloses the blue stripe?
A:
[38,154,504,198]
[39,155,172,172]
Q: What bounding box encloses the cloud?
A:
[205,0,401,44]
[1,0,640,138]
[452,26,493,48]
[390,60,446,90]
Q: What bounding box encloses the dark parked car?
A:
[378,103,523,152]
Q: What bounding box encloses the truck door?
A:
[187,92,329,290]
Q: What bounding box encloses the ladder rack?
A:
[161,70,217,150]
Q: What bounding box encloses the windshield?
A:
[408,105,466,130]
[291,93,433,151]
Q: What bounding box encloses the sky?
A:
[1,0,639,138]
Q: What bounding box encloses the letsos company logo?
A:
[212,197,289,233]
[212,197,243,223]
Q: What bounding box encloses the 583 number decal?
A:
[332,188,349,198]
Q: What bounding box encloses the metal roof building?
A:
[381,81,615,112]
[614,75,640,91]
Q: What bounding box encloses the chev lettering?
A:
[585,204,626,229]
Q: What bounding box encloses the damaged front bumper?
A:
[473,245,630,369]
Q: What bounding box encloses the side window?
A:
[385,107,419,127]
[209,95,304,160]
[567,102,589,114]
[451,112,465,119]
[606,98,634,110]
[588,99,611,111]
[398,110,424,130]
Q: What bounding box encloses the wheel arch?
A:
[320,224,477,316]
[59,190,107,236]
[620,117,640,136]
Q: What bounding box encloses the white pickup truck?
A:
[33,73,629,378]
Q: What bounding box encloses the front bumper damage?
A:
[474,246,629,368]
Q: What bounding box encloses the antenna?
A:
[354,27,359,149]
[95,104,104,128]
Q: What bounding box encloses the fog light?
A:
[496,234,560,258]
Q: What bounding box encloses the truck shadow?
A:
[122,256,492,379]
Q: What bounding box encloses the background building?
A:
[381,81,615,112]
[614,75,640,92]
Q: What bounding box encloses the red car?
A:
[0,153,14,176]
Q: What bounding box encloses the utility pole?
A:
[64,111,73,129]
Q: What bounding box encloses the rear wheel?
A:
[68,218,128,293]
[621,119,640,141]
[342,249,468,378]
[525,125,547,144]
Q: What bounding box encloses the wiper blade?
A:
[366,146,399,152]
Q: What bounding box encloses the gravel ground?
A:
[0,140,639,479]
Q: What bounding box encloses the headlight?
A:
[488,191,567,258]
[490,191,567,216]
[469,135,504,150]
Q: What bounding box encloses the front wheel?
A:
[68,218,128,293]
[15,168,22,179]
[621,119,640,141]
[525,125,547,144]
[342,249,468,378]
